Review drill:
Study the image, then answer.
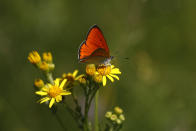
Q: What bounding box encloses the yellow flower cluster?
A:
[29,51,86,108]
[28,51,122,110]
[105,106,125,125]
[28,51,54,72]
[85,64,121,86]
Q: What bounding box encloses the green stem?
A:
[94,90,99,131]
[88,86,99,107]
[46,72,54,84]
[62,102,83,130]
[84,90,90,131]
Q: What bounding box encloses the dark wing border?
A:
[78,40,86,61]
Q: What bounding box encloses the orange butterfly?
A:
[78,25,113,65]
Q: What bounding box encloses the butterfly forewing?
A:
[78,25,110,63]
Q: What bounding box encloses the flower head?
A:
[77,75,87,84]
[62,70,83,86]
[43,52,52,63]
[119,114,125,121]
[96,64,121,86]
[28,51,41,64]
[110,114,117,121]
[114,106,123,114]
[35,78,71,108]
[39,61,49,71]
[105,111,112,118]
[86,64,96,76]
[116,119,122,125]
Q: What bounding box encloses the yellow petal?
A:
[107,75,114,82]
[111,65,115,69]
[109,74,119,80]
[54,78,61,87]
[41,87,49,92]
[40,97,50,104]
[49,98,55,108]
[73,70,78,77]
[75,74,84,80]
[61,91,71,96]
[111,68,121,74]
[35,91,48,96]
[59,79,67,89]
[55,95,62,102]
[103,76,107,86]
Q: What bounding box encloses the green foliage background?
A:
[0,0,196,130]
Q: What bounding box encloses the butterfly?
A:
[78,25,113,65]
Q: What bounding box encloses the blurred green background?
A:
[1,0,196,130]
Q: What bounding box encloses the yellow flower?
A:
[119,114,125,121]
[43,52,52,63]
[35,78,71,108]
[62,70,83,86]
[28,51,41,64]
[39,61,49,71]
[110,114,117,121]
[114,106,123,114]
[34,79,44,88]
[96,65,121,86]
[86,64,96,76]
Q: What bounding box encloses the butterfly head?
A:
[103,56,114,65]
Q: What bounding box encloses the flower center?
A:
[48,86,62,98]
[97,65,111,76]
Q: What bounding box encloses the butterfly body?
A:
[78,25,112,65]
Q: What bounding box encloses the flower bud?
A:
[110,114,117,121]
[48,63,55,71]
[119,114,125,121]
[34,79,44,88]
[43,52,52,63]
[28,51,41,64]
[116,119,122,125]
[105,111,112,118]
[114,106,123,114]
[39,61,49,71]
[86,64,96,76]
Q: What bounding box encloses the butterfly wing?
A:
[78,25,110,63]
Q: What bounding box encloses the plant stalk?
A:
[84,89,90,131]
[94,90,99,131]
